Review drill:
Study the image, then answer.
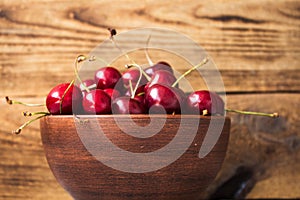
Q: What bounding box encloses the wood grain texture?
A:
[1,0,300,96]
[0,0,299,199]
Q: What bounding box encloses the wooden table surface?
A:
[1,0,299,199]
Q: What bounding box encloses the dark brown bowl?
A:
[40,115,230,200]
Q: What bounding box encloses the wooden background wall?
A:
[1,0,299,199]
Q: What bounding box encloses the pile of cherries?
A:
[6,29,278,134]
[46,56,222,116]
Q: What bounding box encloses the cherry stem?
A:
[145,34,154,66]
[126,64,151,81]
[125,64,143,98]
[75,55,108,93]
[128,80,134,98]
[108,29,138,66]
[5,96,45,107]
[137,92,145,96]
[226,108,279,118]
[23,111,50,116]
[111,37,134,64]
[60,80,75,114]
[75,55,90,93]
[13,113,49,134]
[108,29,152,82]
[88,55,109,66]
[171,57,209,87]
[203,109,209,116]
[86,84,97,90]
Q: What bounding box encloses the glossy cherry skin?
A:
[122,68,147,89]
[145,84,185,114]
[82,89,112,114]
[112,96,146,114]
[103,88,121,100]
[124,85,145,97]
[144,61,173,77]
[79,79,96,91]
[124,85,146,106]
[124,92,146,108]
[94,66,123,90]
[80,79,96,97]
[46,83,83,115]
[132,94,146,107]
[186,90,225,115]
[144,70,177,93]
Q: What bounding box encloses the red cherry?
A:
[46,83,83,115]
[124,85,146,106]
[103,88,121,100]
[79,79,96,91]
[112,96,146,114]
[144,70,177,93]
[80,79,96,97]
[94,66,123,90]
[122,68,147,89]
[124,85,145,96]
[150,70,177,87]
[82,89,111,114]
[132,94,146,107]
[145,84,185,114]
[144,61,173,77]
[186,90,225,115]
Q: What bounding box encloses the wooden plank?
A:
[1,0,300,95]
[210,93,300,198]
[0,94,299,199]
[0,0,298,70]
[0,98,72,200]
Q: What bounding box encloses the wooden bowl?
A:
[40,115,230,200]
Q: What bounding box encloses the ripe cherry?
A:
[103,88,121,100]
[132,94,146,107]
[144,61,173,77]
[144,70,177,93]
[124,85,146,106]
[144,59,211,114]
[125,85,145,96]
[122,68,147,89]
[82,89,111,114]
[112,96,146,114]
[79,79,96,97]
[117,61,148,112]
[145,84,186,114]
[186,90,225,115]
[46,83,83,115]
[94,66,123,90]
[79,79,96,91]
